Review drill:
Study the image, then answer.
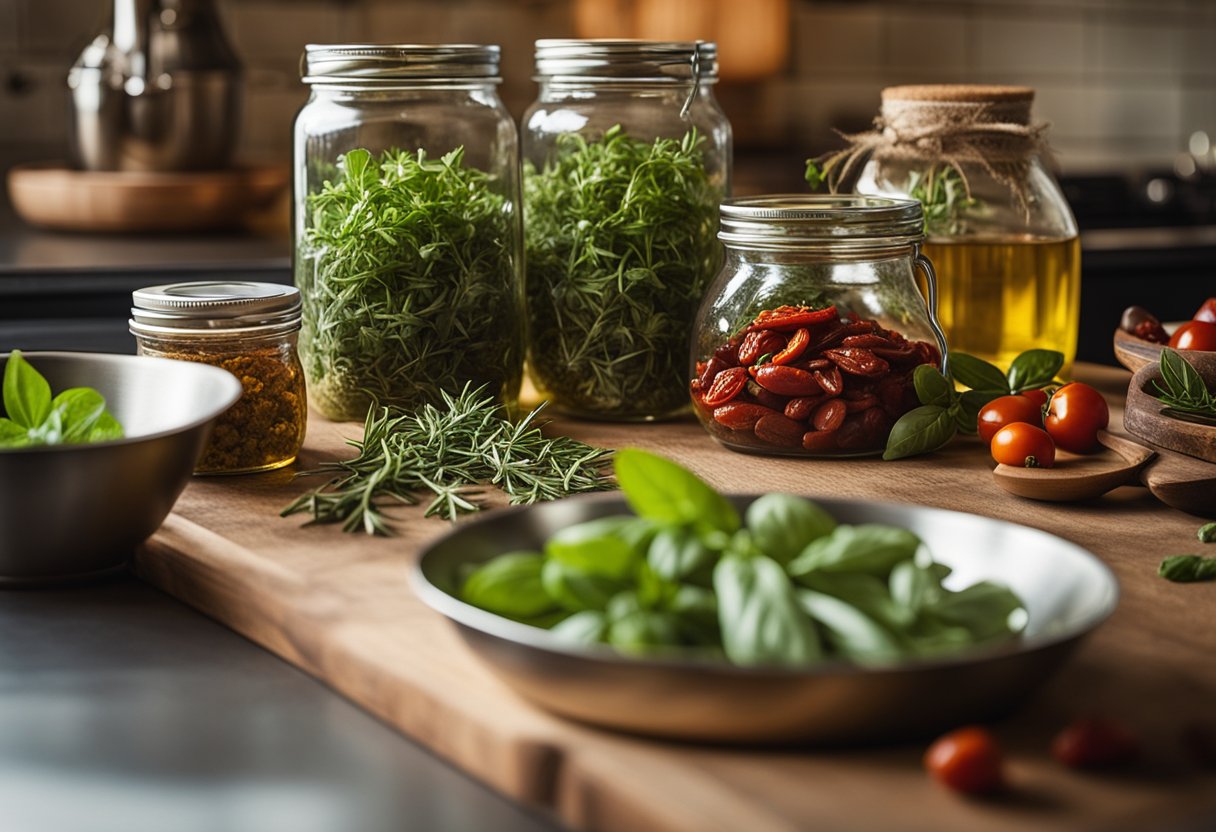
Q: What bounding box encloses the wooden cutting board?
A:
[135,364,1216,832]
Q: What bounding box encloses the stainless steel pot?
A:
[67,0,242,172]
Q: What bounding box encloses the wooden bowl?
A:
[1125,354,1216,464]
[6,162,289,233]
[1113,325,1216,374]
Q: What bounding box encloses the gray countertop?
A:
[0,577,555,832]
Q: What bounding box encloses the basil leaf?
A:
[53,388,107,442]
[906,616,975,657]
[796,590,903,662]
[949,352,1009,393]
[889,560,951,611]
[714,553,821,665]
[0,417,30,448]
[882,404,956,460]
[668,585,719,644]
[544,516,645,579]
[647,525,716,582]
[797,571,914,631]
[460,552,557,620]
[1158,554,1216,583]
[541,559,626,611]
[614,448,740,534]
[606,607,683,653]
[549,610,607,645]
[952,389,1003,435]
[1198,523,1216,545]
[85,411,125,443]
[788,524,922,578]
[928,581,1027,641]
[913,363,954,408]
[27,407,64,445]
[3,351,52,429]
[744,493,837,565]
[1007,349,1064,392]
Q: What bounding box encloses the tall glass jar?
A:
[690,196,948,457]
[522,40,732,421]
[294,44,523,421]
[845,85,1079,374]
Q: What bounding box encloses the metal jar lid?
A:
[302,44,501,84]
[130,281,301,337]
[534,39,718,84]
[718,195,925,253]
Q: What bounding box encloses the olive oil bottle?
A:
[921,235,1081,373]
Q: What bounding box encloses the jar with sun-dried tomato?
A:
[689,195,949,456]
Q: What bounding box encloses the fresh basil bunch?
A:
[883,349,1065,460]
[0,351,124,448]
[459,449,1026,667]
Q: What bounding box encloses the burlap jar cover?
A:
[816,85,1051,219]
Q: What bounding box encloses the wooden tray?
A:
[1125,360,1216,465]
[134,365,1216,832]
[6,162,289,233]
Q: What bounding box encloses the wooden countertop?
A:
[135,363,1216,832]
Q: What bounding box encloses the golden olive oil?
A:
[920,235,1081,374]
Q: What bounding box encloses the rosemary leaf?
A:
[282,384,615,535]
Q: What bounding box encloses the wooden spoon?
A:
[993,430,1216,517]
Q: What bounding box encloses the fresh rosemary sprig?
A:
[296,146,521,421]
[281,384,615,535]
[1153,348,1216,424]
[524,125,721,418]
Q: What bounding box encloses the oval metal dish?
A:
[412,494,1118,745]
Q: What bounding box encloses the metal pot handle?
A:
[914,248,950,378]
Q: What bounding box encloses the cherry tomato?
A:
[1045,382,1109,454]
[1194,298,1216,324]
[1168,320,1216,352]
[1051,717,1139,769]
[977,395,1043,444]
[1019,388,1050,409]
[924,726,1005,794]
[991,423,1056,468]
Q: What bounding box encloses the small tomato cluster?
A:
[980,382,1110,468]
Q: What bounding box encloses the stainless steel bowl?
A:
[413,494,1119,745]
[0,352,241,585]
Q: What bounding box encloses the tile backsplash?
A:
[2,0,1213,175]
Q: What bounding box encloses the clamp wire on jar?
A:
[691,195,948,457]
[522,39,733,421]
[294,44,524,421]
[130,281,308,474]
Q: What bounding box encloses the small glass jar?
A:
[130,281,307,474]
[690,196,948,457]
[850,85,1080,373]
[522,39,732,421]
[294,44,523,421]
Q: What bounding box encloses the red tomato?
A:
[1051,717,1140,769]
[1019,388,1050,409]
[1169,320,1216,352]
[991,423,1056,468]
[978,395,1043,444]
[1045,383,1110,453]
[924,726,1005,794]
[1194,298,1216,324]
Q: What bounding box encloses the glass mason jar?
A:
[690,196,948,457]
[522,39,732,421]
[129,281,308,475]
[849,85,1079,373]
[294,44,524,421]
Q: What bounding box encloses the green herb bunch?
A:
[804,159,980,236]
[524,126,720,418]
[1153,348,1216,426]
[884,349,1064,460]
[282,384,613,535]
[297,146,521,421]
[1,351,123,448]
[460,449,1026,665]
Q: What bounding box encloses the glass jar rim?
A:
[718,195,925,252]
[302,44,501,84]
[534,39,718,84]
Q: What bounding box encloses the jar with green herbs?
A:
[293,44,523,421]
[522,40,732,421]
[814,85,1079,374]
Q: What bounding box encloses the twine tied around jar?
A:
[815,86,1052,220]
